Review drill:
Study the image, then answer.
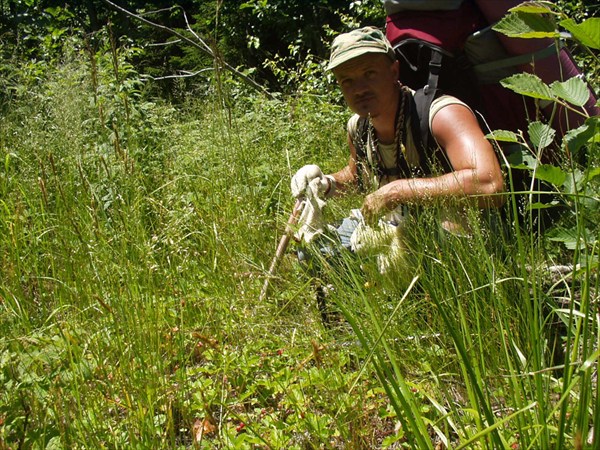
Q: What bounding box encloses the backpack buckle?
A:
[428,51,443,75]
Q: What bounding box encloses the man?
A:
[291,27,504,233]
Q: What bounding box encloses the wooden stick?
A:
[259,199,304,301]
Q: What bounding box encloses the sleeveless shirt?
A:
[347,94,473,190]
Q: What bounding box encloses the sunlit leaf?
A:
[534,164,566,186]
[485,130,520,143]
[550,77,590,107]
[509,1,557,14]
[560,18,600,49]
[528,121,556,149]
[382,429,406,447]
[585,167,600,181]
[500,73,554,100]
[528,201,557,210]
[493,11,558,39]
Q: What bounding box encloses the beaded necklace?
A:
[365,84,413,186]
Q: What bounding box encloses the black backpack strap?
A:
[413,48,443,151]
[426,47,443,94]
[352,94,433,184]
[351,85,456,184]
[412,88,432,153]
[412,87,457,175]
[407,91,431,175]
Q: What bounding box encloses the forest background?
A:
[1,0,599,449]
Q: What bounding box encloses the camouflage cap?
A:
[327,26,396,71]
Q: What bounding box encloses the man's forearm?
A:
[364,168,504,215]
[328,165,358,195]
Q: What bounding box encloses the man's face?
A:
[333,53,399,119]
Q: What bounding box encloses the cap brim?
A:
[327,47,390,71]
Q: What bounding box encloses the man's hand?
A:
[291,165,334,198]
[361,190,389,227]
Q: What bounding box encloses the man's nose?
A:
[352,79,370,96]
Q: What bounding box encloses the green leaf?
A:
[528,121,556,149]
[528,201,557,210]
[560,18,600,50]
[562,118,599,153]
[506,149,538,170]
[485,130,520,143]
[534,164,566,186]
[550,77,590,107]
[549,228,580,249]
[500,73,554,100]
[493,11,558,39]
[509,1,556,14]
[562,168,584,195]
[585,167,600,182]
[580,196,600,213]
[382,430,405,447]
[550,228,596,250]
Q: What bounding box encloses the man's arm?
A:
[328,133,360,191]
[290,132,360,199]
[361,104,505,222]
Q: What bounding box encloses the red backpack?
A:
[384,0,599,145]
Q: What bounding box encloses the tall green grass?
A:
[1,32,598,450]
[312,193,597,449]
[0,38,392,449]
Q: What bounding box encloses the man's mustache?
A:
[354,92,375,102]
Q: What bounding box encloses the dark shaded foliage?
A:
[0,0,386,98]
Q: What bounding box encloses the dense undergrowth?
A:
[1,6,599,450]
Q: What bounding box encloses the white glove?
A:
[291,164,335,198]
[349,208,407,274]
[294,178,328,243]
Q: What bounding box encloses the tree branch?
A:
[102,0,273,99]
[145,68,214,81]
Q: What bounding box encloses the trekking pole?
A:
[260,199,304,301]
